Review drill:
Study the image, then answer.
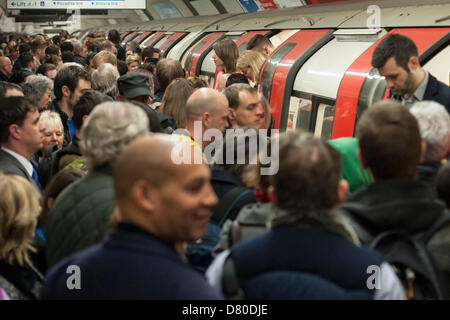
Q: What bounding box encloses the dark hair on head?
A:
[44,54,61,66]
[160,78,194,128]
[61,51,75,63]
[225,73,250,87]
[212,37,239,73]
[31,38,46,53]
[140,62,155,74]
[129,101,163,133]
[40,169,85,229]
[107,29,121,45]
[117,60,129,76]
[247,34,273,51]
[45,44,60,56]
[141,46,156,62]
[73,89,111,130]
[156,58,184,90]
[36,63,57,77]
[187,76,209,89]
[274,130,341,213]
[0,97,37,143]
[356,99,422,180]
[372,34,419,71]
[54,65,91,101]
[436,162,450,209]
[0,81,23,98]
[19,43,31,55]
[60,41,74,53]
[86,33,96,39]
[223,83,256,110]
[52,35,62,46]
[18,52,34,68]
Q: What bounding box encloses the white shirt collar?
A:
[1,147,33,177]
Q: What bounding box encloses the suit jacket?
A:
[41,223,224,300]
[389,73,450,112]
[0,149,32,182]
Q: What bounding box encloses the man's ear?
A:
[61,85,71,98]
[338,179,349,204]
[131,180,155,213]
[8,124,20,140]
[357,149,368,169]
[267,185,278,208]
[408,56,420,72]
[202,112,210,127]
[420,140,426,163]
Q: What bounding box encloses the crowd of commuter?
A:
[0,29,449,300]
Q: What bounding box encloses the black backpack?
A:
[363,212,450,300]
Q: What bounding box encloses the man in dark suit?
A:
[41,134,223,299]
[0,56,13,81]
[0,97,44,189]
[372,34,450,112]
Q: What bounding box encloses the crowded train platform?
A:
[0,0,449,303]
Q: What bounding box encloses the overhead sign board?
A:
[7,0,146,10]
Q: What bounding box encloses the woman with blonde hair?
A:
[159,78,194,129]
[36,111,64,160]
[212,37,239,92]
[126,53,141,71]
[0,172,43,300]
[236,50,266,88]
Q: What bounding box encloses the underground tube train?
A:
[76,0,450,139]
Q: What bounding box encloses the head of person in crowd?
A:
[117,60,129,76]
[129,101,163,133]
[71,39,88,58]
[60,41,74,54]
[372,34,425,98]
[19,43,31,55]
[223,83,267,129]
[185,88,230,151]
[155,58,184,97]
[18,52,36,72]
[60,30,70,42]
[91,50,117,72]
[141,46,160,65]
[31,38,46,61]
[410,101,450,163]
[269,131,347,222]
[52,35,62,46]
[107,29,121,46]
[236,50,265,86]
[126,53,140,71]
[79,101,149,170]
[130,66,154,98]
[39,110,64,153]
[54,64,91,115]
[225,72,250,87]
[247,34,275,58]
[0,172,41,268]
[327,137,373,194]
[45,45,61,58]
[0,81,24,98]
[40,168,85,230]
[44,54,63,69]
[117,72,153,106]
[114,134,218,242]
[99,40,118,56]
[91,63,120,100]
[36,63,57,81]
[436,162,450,209]
[22,74,53,111]
[61,51,75,64]
[83,33,96,51]
[187,76,209,89]
[356,99,423,180]
[212,37,239,74]
[0,56,13,79]
[0,97,44,160]
[126,40,141,55]
[160,78,194,129]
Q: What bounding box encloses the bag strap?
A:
[210,187,252,226]
[420,210,450,243]
[221,254,245,300]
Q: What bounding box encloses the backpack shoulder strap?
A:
[221,254,245,300]
[210,187,253,226]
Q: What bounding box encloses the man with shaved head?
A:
[42,134,222,299]
[185,87,230,152]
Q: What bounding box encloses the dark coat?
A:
[48,100,71,146]
[339,178,450,294]
[0,260,43,300]
[41,223,224,299]
[45,165,116,269]
[0,71,9,81]
[0,149,32,182]
[389,73,450,112]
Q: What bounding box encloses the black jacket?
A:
[389,73,450,112]
[48,100,71,146]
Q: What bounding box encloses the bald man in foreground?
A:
[42,135,222,299]
[184,87,230,152]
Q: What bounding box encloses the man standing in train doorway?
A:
[371,34,450,113]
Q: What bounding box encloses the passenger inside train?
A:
[0,0,449,301]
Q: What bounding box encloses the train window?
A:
[314,102,335,139]
[261,43,296,102]
[184,41,206,75]
[199,49,216,86]
[153,35,171,50]
[170,32,204,65]
[423,44,450,85]
[286,95,313,132]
